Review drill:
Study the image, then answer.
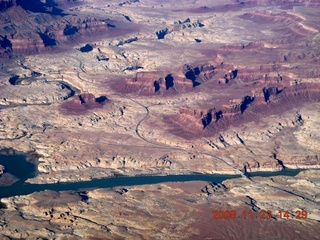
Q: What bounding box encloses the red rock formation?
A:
[114,72,194,95]
[178,108,215,129]
[114,63,217,96]
[61,93,107,114]
[79,93,97,105]
[182,64,215,85]
[168,80,320,137]
[0,1,128,57]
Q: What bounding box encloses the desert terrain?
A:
[0,0,319,239]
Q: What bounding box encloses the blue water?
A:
[0,153,303,198]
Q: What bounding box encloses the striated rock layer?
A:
[0,0,319,239]
[0,1,136,58]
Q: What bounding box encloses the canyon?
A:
[0,0,319,239]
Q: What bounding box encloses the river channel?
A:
[0,153,303,199]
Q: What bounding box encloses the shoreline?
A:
[0,150,318,199]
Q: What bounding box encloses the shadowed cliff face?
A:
[60,93,108,114]
[263,87,282,102]
[184,64,202,87]
[0,0,138,57]
[240,96,254,113]
[16,0,65,15]
[0,35,12,50]
[63,25,78,36]
[113,37,320,136]
[38,32,57,47]
[0,0,14,11]
[165,74,174,90]
[0,0,67,14]
[170,80,320,137]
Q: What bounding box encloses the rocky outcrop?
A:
[114,64,216,95]
[183,64,215,85]
[201,182,227,195]
[174,18,205,30]
[183,64,202,87]
[118,0,139,7]
[114,72,194,95]
[0,164,4,176]
[174,95,256,132]
[156,28,171,39]
[0,4,121,56]
[171,78,320,135]
[263,86,281,102]
[222,69,238,84]
[177,108,215,130]
[61,93,108,113]
[113,37,138,46]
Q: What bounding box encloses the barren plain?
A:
[0,0,320,239]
